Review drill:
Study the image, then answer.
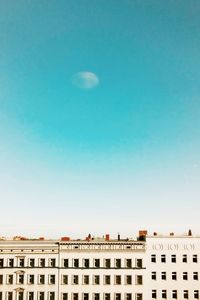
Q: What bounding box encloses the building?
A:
[0,231,199,300]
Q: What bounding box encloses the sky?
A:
[0,0,200,238]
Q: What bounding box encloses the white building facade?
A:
[0,233,199,300]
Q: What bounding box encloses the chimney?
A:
[118,233,120,241]
[188,229,192,236]
[105,234,110,241]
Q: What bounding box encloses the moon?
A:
[72,72,99,89]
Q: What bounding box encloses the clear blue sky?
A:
[0,0,200,238]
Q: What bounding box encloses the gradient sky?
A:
[0,0,200,238]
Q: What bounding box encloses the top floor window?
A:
[115,259,121,268]
[182,255,187,263]
[193,255,198,263]
[171,255,176,263]
[49,259,56,267]
[151,255,156,263]
[125,259,132,268]
[94,259,100,268]
[105,259,111,268]
[84,259,89,268]
[161,255,166,263]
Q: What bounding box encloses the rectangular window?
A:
[104,259,110,268]
[136,295,142,300]
[115,259,121,268]
[8,259,14,267]
[104,275,110,285]
[62,275,68,284]
[49,292,55,300]
[126,294,131,300]
[161,272,166,280]
[19,258,24,267]
[93,275,100,285]
[151,272,156,280]
[7,292,13,300]
[161,255,166,263]
[72,294,78,300]
[39,275,45,284]
[162,290,167,299]
[115,275,121,285]
[0,275,3,284]
[83,294,89,300]
[172,290,177,299]
[194,290,199,299]
[39,292,44,300]
[39,259,45,267]
[63,259,69,268]
[94,259,100,268]
[7,275,13,284]
[83,275,89,285]
[28,275,34,284]
[125,259,132,268]
[62,294,68,300]
[29,259,35,267]
[193,255,198,263]
[171,255,176,263]
[151,255,156,263]
[94,294,99,300]
[136,259,142,268]
[18,274,24,284]
[84,259,89,268]
[182,255,187,263]
[136,275,143,285]
[18,292,24,300]
[115,294,121,300]
[104,294,110,300]
[49,259,56,267]
[183,272,188,280]
[49,275,55,284]
[73,259,79,268]
[193,272,198,280]
[183,290,189,299]
[28,292,34,300]
[0,292,2,300]
[125,275,132,284]
[152,290,157,299]
[0,259,4,267]
[72,275,79,285]
[172,272,177,280]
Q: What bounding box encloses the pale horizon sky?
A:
[0,0,200,238]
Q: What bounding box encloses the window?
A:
[115,259,121,268]
[19,258,24,267]
[105,259,111,268]
[171,255,176,263]
[74,259,79,268]
[49,275,55,284]
[39,259,45,267]
[115,275,121,285]
[0,275,3,284]
[18,292,24,300]
[49,292,55,300]
[135,294,142,300]
[94,259,100,268]
[7,275,13,284]
[183,272,188,280]
[194,290,199,299]
[18,274,24,284]
[8,259,14,267]
[39,293,44,300]
[83,275,89,285]
[136,259,142,268]
[72,294,78,300]
[136,275,143,285]
[115,294,121,300]
[83,294,89,300]
[72,275,79,285]
[193,255,198,263]
[29,259,35,267]
[126,294,132,300]
[62,294,68,300]
[7,292,13,300]
[183,290,189,299]
[28,292,34,300]
[63,259,69,268]
[94,294,99,300]
[161,272,166,280]
[104,294,110,300]
[104,275,110,285]
[28,275,34,284]
[62,275,68,284]
[151,272,156,280]
[162,290,167,299]
[182,255,187,263]
[152,290,157,299]
[93,275,100,285]
[172,290,177,299]
[0,259,4,267]
[125,259,132,268]
[193,272,198,280]
[49,259,56,267]
[0,292,2,300]
[125,275,132,284]
[84,259,89,268]
[172,272,177,280]
[161,255,166,263]
[151,255,156,263]
[39,275,45,284]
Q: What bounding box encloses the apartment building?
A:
[0,231,199,300]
